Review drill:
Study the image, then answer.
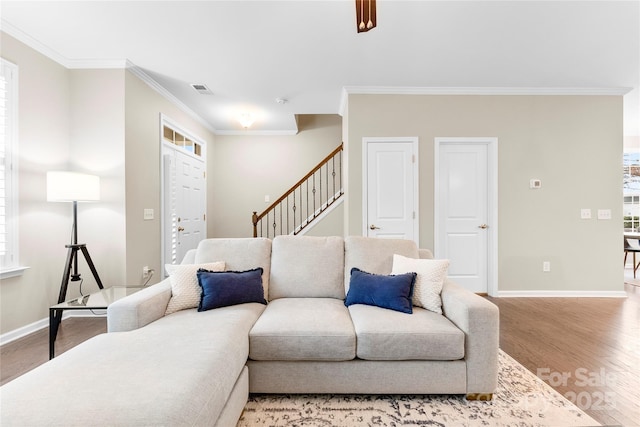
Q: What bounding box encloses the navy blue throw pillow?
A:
[345,267,416,314]
[196,268,267,312]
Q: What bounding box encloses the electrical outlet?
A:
[543,261,551,272]
[143,266,151,279]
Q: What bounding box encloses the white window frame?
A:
[0,58,26,279]
[623,151,640,232]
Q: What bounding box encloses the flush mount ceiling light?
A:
[238,113,254,129]
[356,0,376,33]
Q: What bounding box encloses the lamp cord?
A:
[142,270,154,287]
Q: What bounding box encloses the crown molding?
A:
[67,58,130,69]
[339,85,633,114]
[1,19,70,67]
[1,21,217,134]
[342,86,633,96]
[1,20,127,69]
[125,64,217,135]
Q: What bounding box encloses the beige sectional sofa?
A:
[0,236,499,426]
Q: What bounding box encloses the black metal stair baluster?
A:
[272,210,276,238]
[304,180,309,227]
[292,189,297,234]
[332,156,336,202]
[312,173,316,218]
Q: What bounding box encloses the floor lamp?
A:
[47,171,104,304]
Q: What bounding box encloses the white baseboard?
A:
[0,310,106,347]
[497,290,628,298]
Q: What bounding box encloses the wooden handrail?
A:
[253,143,343,237]
[254,143,343,223]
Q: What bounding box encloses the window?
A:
[162,125,203,157]
[0,58,23,278]
[623,151,640,231]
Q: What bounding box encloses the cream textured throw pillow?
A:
[165,262,225,315]
[391,254,449,314]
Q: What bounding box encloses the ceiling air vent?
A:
[190,83,213,95]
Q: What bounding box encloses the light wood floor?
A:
[1,280,638,426]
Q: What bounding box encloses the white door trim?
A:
[362,137,419,246]
[434,137,498,296]
[160,114,207,271]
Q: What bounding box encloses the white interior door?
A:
[176,150,205,261]
[163,149,206,268]
[363,138,418,244]
[435,139,497,294]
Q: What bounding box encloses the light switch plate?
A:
[143,208,154,220]
[581,209,591,219]
[597,209,612,220]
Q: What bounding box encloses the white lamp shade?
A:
[47,171,100,202]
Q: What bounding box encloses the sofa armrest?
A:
[441,279,499,394]
[107,279,172,332]
[182,248,197,264]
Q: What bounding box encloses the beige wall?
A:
[1,33,71,333]
[346,94,623,293]
[68,69,127,291]
[302,202,344,237]
[0,32,219,335]
[0,34,128,334]
[124,71,215,285]
[211,114,342,238]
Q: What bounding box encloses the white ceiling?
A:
[1,0,639,135]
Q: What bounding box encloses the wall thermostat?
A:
[530,179,542,189]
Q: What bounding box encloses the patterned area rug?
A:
[237,351,599,427]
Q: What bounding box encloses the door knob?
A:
[478,224,489,229]
[370,224,381,230]
[178,226,185,232]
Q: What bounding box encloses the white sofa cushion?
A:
[195,238,272,300]
[391,254,450,314]
[348,304,465,361]
[344,236,419,294]
[269,236,345,299]
[249,298,356,361]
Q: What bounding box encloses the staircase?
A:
[252,144,343,238]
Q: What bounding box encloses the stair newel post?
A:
[252,211,258,238]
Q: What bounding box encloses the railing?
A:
[252,143,343,238]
